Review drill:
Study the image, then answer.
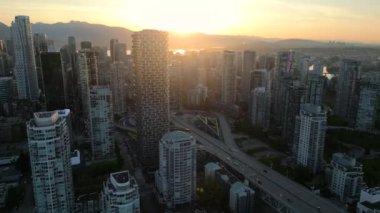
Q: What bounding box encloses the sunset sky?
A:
[1,0,379,42]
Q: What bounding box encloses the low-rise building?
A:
[329,153,363,202]
[100,170,140,213]
[229,182,255,213]
[357,187,380,213]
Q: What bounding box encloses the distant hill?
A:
[0,20,332,50]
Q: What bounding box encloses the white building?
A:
[293,104,326,174]
[229,182,255,213]
[329,153,363,201]
[357,187,380,213]
[101,170,140,213]
[249,87,270,129]
[110,62,128,115]
[155,131,197,208]
[355,82,380,131]
[27,111,74,212]
[222,51,236,105]
[90,86,114,160]
[11,16,39,100]
[133,30,170,168]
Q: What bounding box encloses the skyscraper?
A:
[33,33,48,93]
[293,104,326,174]
[27,111,74,212]
[89,86,114,160]
[155,131,197,208]
[222,51,236,105]
[11,16,39,100]
[242,50,256,103]
[355,82,380,131]
[100,170,140,213]
[33,33,48,54]
[169,60,182,110]
[335,59,361,121]
[249,87,270,129]
[110,62,128,115]
[132,30,169,168]
[40,52,67,110]
[0,77,13,115]
[272,50,296,126]
[77,52,91,137]
[83,49,99,86]
[110,39,118,62]
[282,81,306,143]
[306,73,325,106]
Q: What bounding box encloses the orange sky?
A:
[1,0,380,42]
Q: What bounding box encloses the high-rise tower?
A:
[132,30,169,168]
[27,111,74,212]
[155,131,197,208]
[11,16,39,100]
[294,104,326,174]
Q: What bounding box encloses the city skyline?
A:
[0,0,380,43]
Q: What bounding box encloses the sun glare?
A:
[123,0,245,34]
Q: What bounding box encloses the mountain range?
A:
[0,20,351,50]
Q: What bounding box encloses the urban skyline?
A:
[1,7,380,213]
[1,1,380,43]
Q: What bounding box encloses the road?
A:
[172,114,344,213]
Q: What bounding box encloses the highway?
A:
[171,113,344,213]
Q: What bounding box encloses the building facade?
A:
[221,51,236,106]
[293,104,326,174]
[335,59,361,122]
[132,30,170,168]
[241,50,256,103]
[110,62,128,115]
[329,153,363,202]
[0,77,13,116]
[249,87,270,129]
[282,81,306,143]
[229,182,255,213]
[11,16,39,100]
[306,73,324,106]
[27,111,74,212]
[101,170,140,213]
[40,52,67,110]
[89,86,114,160]
[355,82,380,131]
[155,131,197,208]
[357,187,380,213]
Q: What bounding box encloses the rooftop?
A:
[33,111,60,127]
[363,187,380,195]
[111,170,130,184]
[161,130,193,142]
[360,201,380,210]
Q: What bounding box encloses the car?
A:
[263,169,268,173]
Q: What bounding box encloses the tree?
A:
[16,152,30,176]
[197,179,228,211]
[5,186,24,210]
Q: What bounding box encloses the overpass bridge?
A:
[172,114,344,213]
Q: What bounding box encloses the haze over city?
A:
[1,0,380,42]
[1,0,380,213]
